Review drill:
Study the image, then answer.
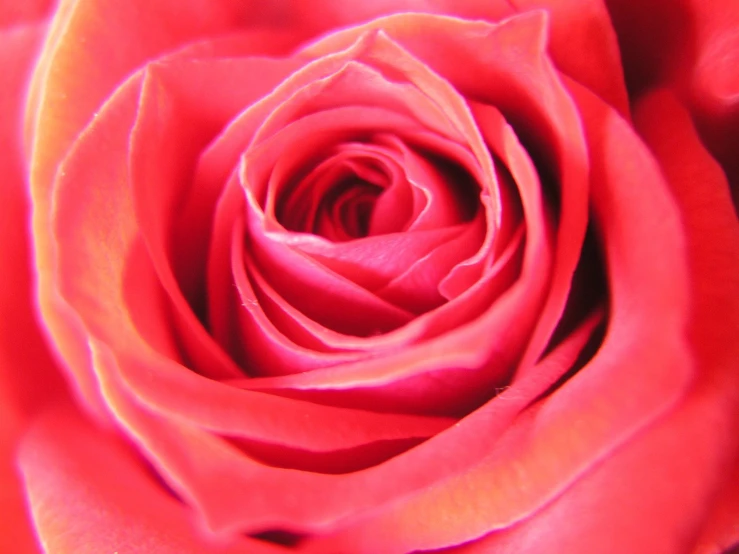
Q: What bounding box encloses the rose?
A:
[3,1,739,553]
[2,0,738,552]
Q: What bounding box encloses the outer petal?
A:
[634,89,739,554]
[18,401,293,554]
[27,0,311,418]
[302,80,694,554]
[292,0,628,114]
[453,86,739,554]
[0,0,51,28]
[605,0,739,204]
[0,22,66,554]
[432,379,739,554]
[604,0,696,95]
[686,0,739,207]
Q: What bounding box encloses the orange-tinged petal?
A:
[18,401,294,553]
[0,21,66,554]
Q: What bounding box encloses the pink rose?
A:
[2,1,738,552]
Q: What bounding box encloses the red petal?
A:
[436,383,739,554]
[291,1,628,113]
[18,401,291,553]
[685,0,739,208]
[27,0,312,393]
[634,89,739,554]
[302,73,693,554]
[93,309,603,535]
[510,0,628,114]
[0,23,66,554]
[130,55,310,379]
[0,1,52,29]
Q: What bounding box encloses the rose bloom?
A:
[1,0,738,552]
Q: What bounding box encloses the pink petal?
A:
[50,61,451,451]
[0,27,62,554]
[289,1,627,114]
[0,0,52,29]
[18,401,290,553]
[633,89,739,554]
[92,309,603,535]
[301,71,693,554]
[435,383,738,554]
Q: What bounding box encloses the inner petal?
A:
[275,142,407,241]
[316,179,382,241]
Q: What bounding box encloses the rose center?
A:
[315,176,383,240]
[275,143,408,241]
[274,137,480,243]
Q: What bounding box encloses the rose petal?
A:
[128,54,313,380]
[0,21,71,554]
[0,406,40,554]
[0,0,51,29]
[266,141,472,293]
[291,0,628,114]
[376,212,491,313]
[208,175,364,368]
[633,88,739,554]
[604,0,696,95]
[88,307,604,535]
[431,384,738,554]
[685,0,739,208]
[18,401,290,553]
[510,0,628,114]
[29,0,307,206]
[301,72,693,554]
[0,19,65,434]
[691,460,739,554]
[50,63,453,450]
[27,1,311,402]
[234,217,375,373]
[278,141,414,236]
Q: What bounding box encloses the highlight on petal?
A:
[0,21,66,427]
